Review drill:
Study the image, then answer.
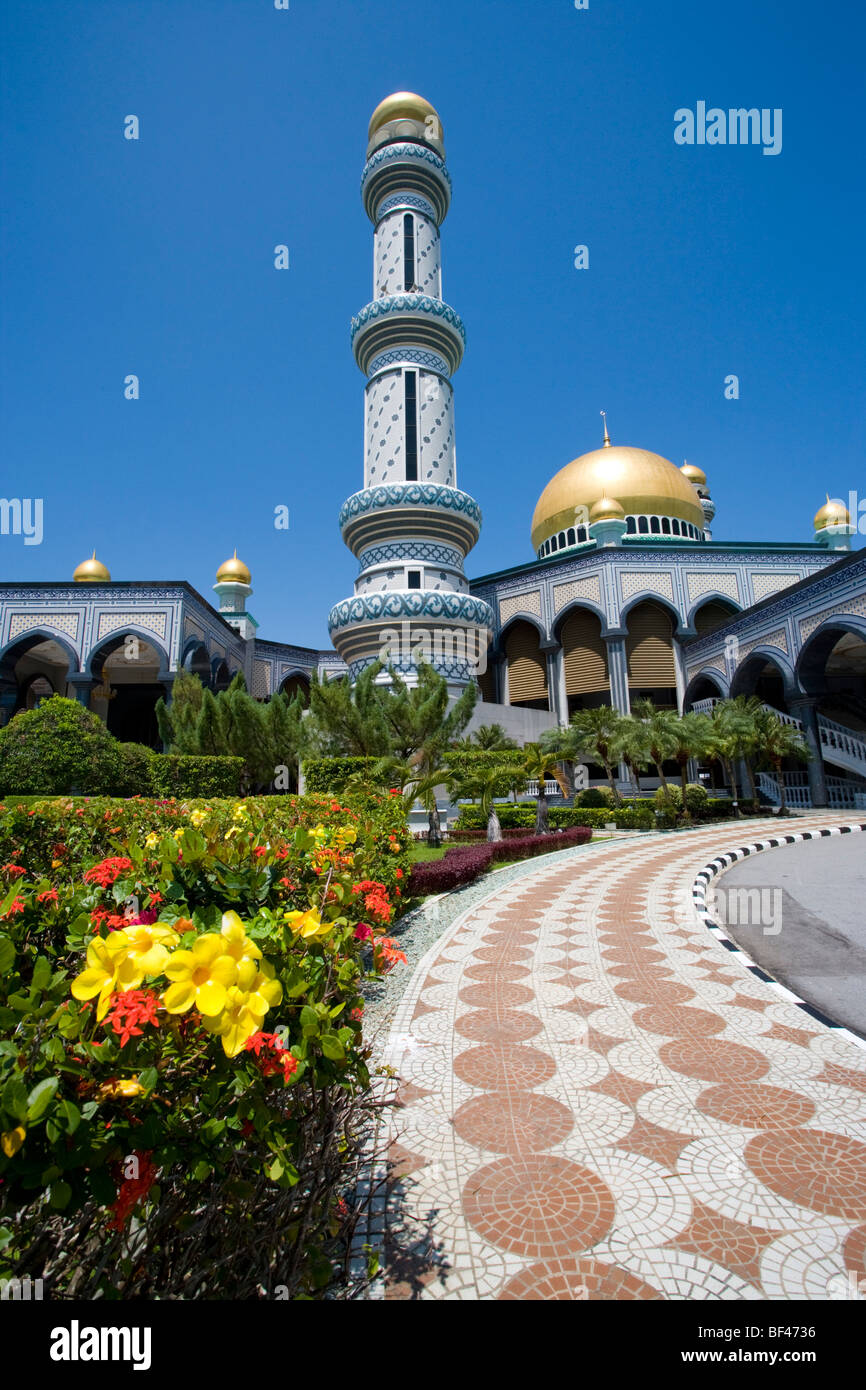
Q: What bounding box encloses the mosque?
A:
[1,94,863,809]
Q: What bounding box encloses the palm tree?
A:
[523,744,568,834]
[470,723,519,751]
[707,701,751,815]
[631,698,680,800]
[448,765,507,843]
[552,707,625,804]
[370,751,451,847]
[670,711,714,820]
[726,695,765,804]
[753,707,811,815]
[613,715,651,799]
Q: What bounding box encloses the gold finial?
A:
[600,410,611,447]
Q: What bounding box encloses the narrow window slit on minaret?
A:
[405,371,418,480]
[403,213,416,290]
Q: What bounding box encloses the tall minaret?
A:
[328,92,492,688]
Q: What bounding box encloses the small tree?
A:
[613,715,651,798]
[0,696,120,795]
[567,706,625,804]
[631,698,680,802]
[670,711,714,821]
[523,744,567,834]
[448,766,506,843]
[754,707,811,815]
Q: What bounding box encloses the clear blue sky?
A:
[1,0,863,647]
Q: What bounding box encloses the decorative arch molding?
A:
[498,613,548,648]
[86,626,173,682]
[683,670,730,708]
[685,594,743,633]
[794,615,866,692]
[729,647,799,702]
[615,593,688,638]
[551,598,610,643]
[0,628,82,678]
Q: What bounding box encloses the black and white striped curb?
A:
[692,821,866,1052]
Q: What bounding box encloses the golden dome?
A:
[73,551,110,582]
[680,462,707,489]
[531,444,706,552]
[814,495,851,531]
[368,92,442,143]
[216,550,251,585]
[589,495,625,523]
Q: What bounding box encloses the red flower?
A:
[107,1150,157,1231]
[244,1032,299,1082]
[374,936,407,972]
[252,847,268,859]
[144,892,163,907]
[37,888,59,904]
[354,923,373,942]
[2,898,25,917]
[83,857,134,889]
[395,868,403,879]
[2,864,25,879]
[103,990,161,1046]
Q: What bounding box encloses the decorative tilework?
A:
[619,571,675,602]
[370,814,866,1301]
[8,612,79,641]
[799,596,866,642]
[686,572,740,604]
[328,592,493,633]
[184,618,205,642]
[368,349,450,378]
[251,660,271,699]
[97,611,167,642]
[687,653,728,679]
[499,591,542,624]
[552,576,603,612]
[751,573,800,602]
[339,484,482,530]
[739,627,788,658]
[351,294,465,346]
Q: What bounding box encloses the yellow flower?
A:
[1,1126,25,1157]
[189,808,207,827]
[311,824,327,840]
[336,827,357,847]
[285,908,334,941]
[96,1078,144,1101]
[220,910,262,966]
[201,986,264,1057]
[162,934,238,1016]
[232,804,249,821]
[71,933,142,1020]
[145,833,159,849]
[224,827,240,841]
[236,957,282,1014]
[123,923,179,976]
[51,858,63,868]
[172,827,185,842]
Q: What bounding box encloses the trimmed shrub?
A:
[408,826,592,896]
[683,782,710,815]
[0,697,119,796]
[302,757,390,794]
[112,742,158,797]
[577,787,613,808]
[150,754,244,799]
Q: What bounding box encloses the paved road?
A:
[718,834,866,1039]
[374,815,866,1300]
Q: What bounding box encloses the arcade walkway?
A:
[372,816,866,1300]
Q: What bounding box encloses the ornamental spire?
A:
[600,410,611,447]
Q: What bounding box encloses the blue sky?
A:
[1,0,863,647]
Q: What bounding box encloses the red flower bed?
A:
[407,826,592,896]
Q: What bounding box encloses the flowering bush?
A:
[0,791,409,1298]
[407,826,593,896]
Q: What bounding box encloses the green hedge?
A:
[302,757,390,794]
[149,754,244,799]
[0,698,119,796]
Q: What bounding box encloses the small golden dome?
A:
[73,551,110,582]
[368,92,442,143]
[589,496,625,523]
[680,462,707,489]
[814,495,850,530]
[216,550,251,585]
[531,444,705,552]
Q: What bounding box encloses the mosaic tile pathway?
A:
[374,816,866,1300]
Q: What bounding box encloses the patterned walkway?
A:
[376,816,866,1300]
